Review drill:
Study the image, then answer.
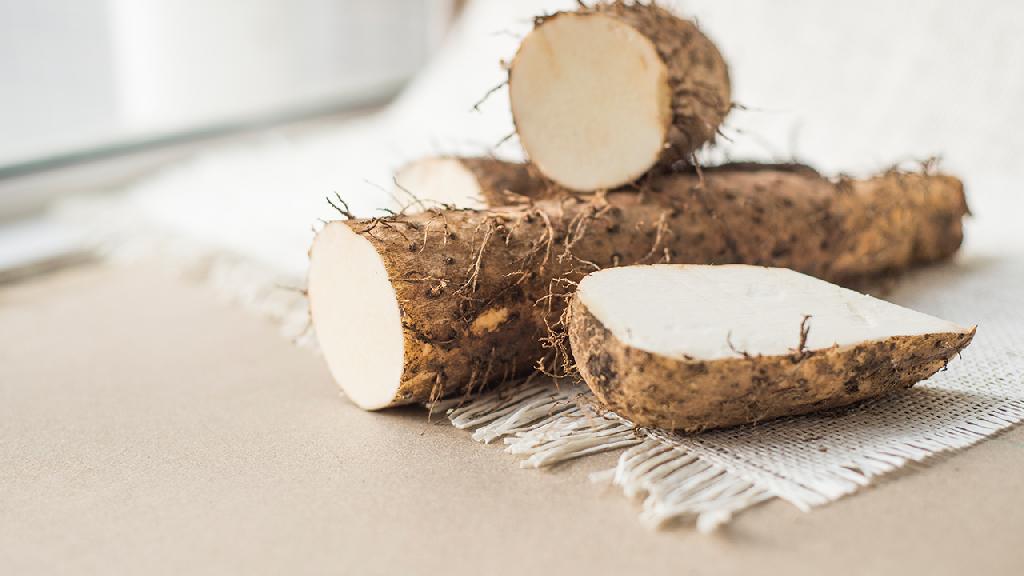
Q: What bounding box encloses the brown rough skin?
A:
[314,164,968,407]
[567,297,975,431]
[510,2,732,180]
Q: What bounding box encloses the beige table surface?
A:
[2,263,1022,575]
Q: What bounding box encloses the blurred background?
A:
[1,0,1022,282]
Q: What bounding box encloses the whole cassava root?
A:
[509,2,730,191]
[307,164,968,409]
[567,265,975,431]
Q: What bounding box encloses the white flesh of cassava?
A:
[577,265,969,360]
[510,13,670,191]
[393,157,487,210]
[308,223,404,409]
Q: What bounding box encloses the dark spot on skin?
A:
[844,378,860,394]
[585,351,618,396]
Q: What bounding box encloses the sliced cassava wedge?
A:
[509,2,730,191]
[568,265,975,431]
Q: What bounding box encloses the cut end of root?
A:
[510,12,670,191]
[308,222,405,409]
[394,157,487,210]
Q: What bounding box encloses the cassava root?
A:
[509,2,730,191]
[308,162,968,409]
[567,265,975,431]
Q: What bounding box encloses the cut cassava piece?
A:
[509,2,730,191]
[393,157,540,209]
[308,164,968,409]
[567,264,976,431]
